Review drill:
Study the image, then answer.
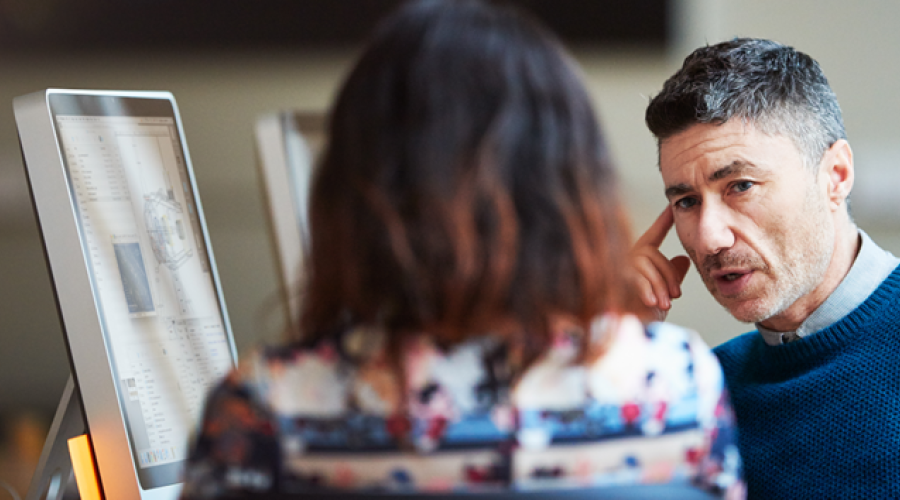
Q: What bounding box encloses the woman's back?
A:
[181,316,740,497]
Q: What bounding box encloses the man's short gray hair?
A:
[645,38,846,170]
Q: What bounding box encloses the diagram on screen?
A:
[112,131,200,319]
[144,179,192,271]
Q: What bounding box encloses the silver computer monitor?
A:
[254,111,325,332]
[15,89,238,499]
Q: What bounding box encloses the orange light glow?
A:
[67,434,102,500]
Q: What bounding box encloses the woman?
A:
[181,1,744,498]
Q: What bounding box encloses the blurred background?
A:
[3,0,900,495]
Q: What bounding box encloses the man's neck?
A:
[759,223,860,333]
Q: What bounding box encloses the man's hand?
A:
[630,207,691,319]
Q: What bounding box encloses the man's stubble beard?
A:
[694,184,834,324]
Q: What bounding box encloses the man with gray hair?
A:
[631,38,900,497]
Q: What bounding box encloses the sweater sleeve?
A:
[179,367,282,500]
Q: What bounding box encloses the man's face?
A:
[659,120,834,324]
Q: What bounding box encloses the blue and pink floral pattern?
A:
[181,315,745,499]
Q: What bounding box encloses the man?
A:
[632,38,900,498]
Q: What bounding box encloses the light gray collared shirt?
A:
[757,230,900,346]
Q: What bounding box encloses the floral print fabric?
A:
[180,315,745,499]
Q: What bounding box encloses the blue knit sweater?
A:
[714,264,900,499]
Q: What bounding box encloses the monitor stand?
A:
[26,376,97,500]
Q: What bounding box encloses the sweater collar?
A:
[758,263,900,365]
[757,230,900,346]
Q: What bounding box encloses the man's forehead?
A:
[660,122,758,166]
[658,120,801,174]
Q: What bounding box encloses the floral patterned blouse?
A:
[180,315,745,499]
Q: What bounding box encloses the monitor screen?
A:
[16,90,237,497]
[254,111,324,332]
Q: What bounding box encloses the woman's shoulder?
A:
[594,315,720,373]
[598,314,713,353]
[227,331,377,418]
[588,315,724,406]
[513,314,723,408]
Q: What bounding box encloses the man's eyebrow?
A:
[709,160,759,182]
[665,183,692,199]
[664,161,760,199]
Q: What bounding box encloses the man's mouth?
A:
[711,269,753,296]
[712,267,752,280]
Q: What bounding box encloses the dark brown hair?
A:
[298,0,642,367]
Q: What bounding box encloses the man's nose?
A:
[696,201,736,255]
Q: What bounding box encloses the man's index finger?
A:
[636,206,674,249]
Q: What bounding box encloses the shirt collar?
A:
[757,229,900,346]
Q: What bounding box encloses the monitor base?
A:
[26,376,90,500]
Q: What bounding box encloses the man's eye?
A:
[674,197,698,210]
[733,180,755,193]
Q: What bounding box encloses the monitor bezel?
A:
[15,89,238,499]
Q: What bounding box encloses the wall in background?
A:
[0,0,669,50]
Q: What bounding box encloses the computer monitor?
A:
[254,111,325,332]
[15,89,238,500]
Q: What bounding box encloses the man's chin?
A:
[717,296,775,324]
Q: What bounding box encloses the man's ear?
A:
[821,139,854,211]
